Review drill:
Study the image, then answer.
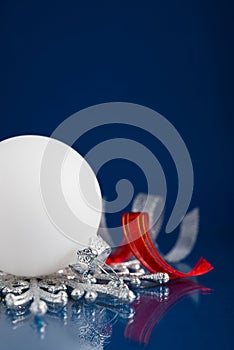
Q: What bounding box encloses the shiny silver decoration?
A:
[0,272,68,316]
[94,265,170,287]
[0,237,169,317]
[0,282,171,346]
[70,236,111,278]
[0,267,136,316]
[0,286,137,346]
[66,272,136,303]
[0,264,169,316]
[0,270,171,347]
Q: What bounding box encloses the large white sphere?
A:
[0,135,102,276]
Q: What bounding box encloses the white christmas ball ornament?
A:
[0,135,102,277]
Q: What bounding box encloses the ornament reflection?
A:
[0,278,211,348]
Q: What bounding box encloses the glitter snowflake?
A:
[0,261,169,318]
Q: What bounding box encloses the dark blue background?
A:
[0,1,233,349]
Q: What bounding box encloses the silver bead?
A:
[130,277,141,288]
[157,273,170,283]
[71,288,85,300]
[132,263,141,271]
[84,291,98,302]
[30,300,48,316]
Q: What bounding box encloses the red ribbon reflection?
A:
[124,279,211,344]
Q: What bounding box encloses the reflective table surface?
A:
[0,239,232,350]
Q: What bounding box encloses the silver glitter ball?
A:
[158,273,170,283]
[84,291,98,302]
[130,277,141,288]
[30,300,48,316]
[71,288,85,300]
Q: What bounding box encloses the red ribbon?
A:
[107,212,214,279]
